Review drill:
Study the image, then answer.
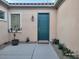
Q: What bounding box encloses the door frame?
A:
[37,13,50,41]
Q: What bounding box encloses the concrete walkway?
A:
[0,44,59,59]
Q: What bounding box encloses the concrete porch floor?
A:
[0,44,59,59]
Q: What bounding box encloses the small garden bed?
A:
[52,39,79,59]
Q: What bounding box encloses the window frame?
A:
[0,10,5,20]
[9,13,22,32]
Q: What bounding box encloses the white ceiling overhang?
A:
[0,0,65,8]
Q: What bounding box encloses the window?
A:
[11,14,20,31]
[0,10,5,19]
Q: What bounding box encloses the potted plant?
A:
[53,39,59,45]
[11,30,19,46]
[58,44,64,50]
[8,26,21,46]
[26,37,30,43]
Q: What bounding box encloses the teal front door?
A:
[38,13,49,41]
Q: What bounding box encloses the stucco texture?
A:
[57,0,79,54]
[0,4,9,45]
[8,8,57,42]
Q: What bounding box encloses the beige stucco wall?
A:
[9,7,57,42]
[0,4,9,45]
[57,0,79,54]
